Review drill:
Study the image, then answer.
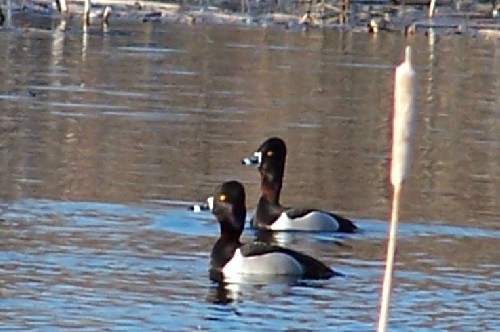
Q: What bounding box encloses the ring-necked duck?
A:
[242,137,357,232]
[208,180,339,281]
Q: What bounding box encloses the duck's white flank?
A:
[271,211,339,231]
[222,249,304,277]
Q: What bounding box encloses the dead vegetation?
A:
[2,0,499,38]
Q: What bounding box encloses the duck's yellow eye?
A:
[219,194,227,202]
[267,150,274,157]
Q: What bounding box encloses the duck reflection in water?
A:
[207,269,302,305]
[254,229,350,249]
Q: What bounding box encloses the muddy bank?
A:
[2,0,500,38]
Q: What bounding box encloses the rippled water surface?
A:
[1,11,499,331]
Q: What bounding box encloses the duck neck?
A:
[260,173,283,205]
[219,223,242,243]
[216,207,245,243]
[211,235,240,273]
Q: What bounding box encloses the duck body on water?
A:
[208,181,339,282]
[242,137,357,233]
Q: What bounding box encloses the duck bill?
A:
[241,151,262,166]
[189,196,213,212]
[206,196,214,210]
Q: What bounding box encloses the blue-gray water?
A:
[0,11,499,331]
